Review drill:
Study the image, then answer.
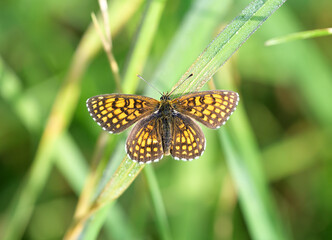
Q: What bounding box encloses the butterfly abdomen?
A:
[161,117,172,156]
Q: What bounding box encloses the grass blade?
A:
[265,27,332,46]
[144,165,172,240]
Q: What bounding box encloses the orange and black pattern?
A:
[173,91,239,129]
[87,90,239,163]
[171,114,205,160]
[125,114,163,162]
[86,94,158,133]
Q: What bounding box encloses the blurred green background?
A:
[1,0,332,239]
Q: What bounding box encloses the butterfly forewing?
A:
[126,114,164,163]
[173,90,239,129]
[171,113,205,161]
[86,94,159,133]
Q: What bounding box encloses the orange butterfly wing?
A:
[172,90,239,129]
[86,94,159,133]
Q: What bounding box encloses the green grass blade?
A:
[221,130,283,240]
[215,67,289,240]
[55,133,89,193]
[265,27,332,46]
[144,165,172,240]
[82,202,114,240]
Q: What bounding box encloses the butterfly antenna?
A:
[168,73,193,96]
[137,74,163,95]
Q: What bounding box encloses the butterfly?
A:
[86,90,239,164]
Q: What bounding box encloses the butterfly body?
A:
[87,90,239,164]
[157,94,174,156]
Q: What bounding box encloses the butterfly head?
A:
[160,93,171,102]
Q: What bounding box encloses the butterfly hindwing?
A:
[171,113,205,161]
[126,114,164,163]
[86,94,159,133]
[172,90,239,129]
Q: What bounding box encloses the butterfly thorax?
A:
[158,96,173,116]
